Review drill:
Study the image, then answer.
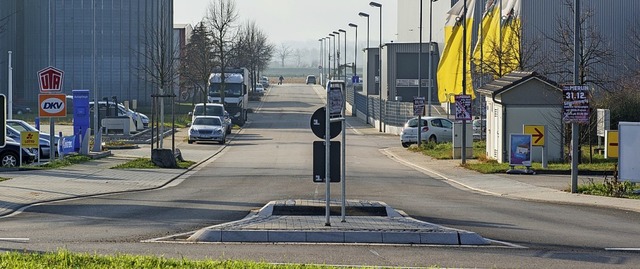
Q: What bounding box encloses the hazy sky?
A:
[174,0,398,46]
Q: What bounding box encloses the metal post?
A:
[329,34,335,79]
[359,12,370,124]
[349,23,358,117]
[325,83,331,226]
[319,39,323,84]
[341,82,347,223]
[461,0,468,164]
[333,31,341,80]
[428,0,436,116]
[92,0,101,152]
[571,0,581,193]
[339,29,347,83]
[418,0,423,147]
[8,51,12,120]
[370,2,383,132]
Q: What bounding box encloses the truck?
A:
[207,68,249,126]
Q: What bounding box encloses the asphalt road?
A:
[1,84,640,268]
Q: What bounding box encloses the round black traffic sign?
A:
[310,107,341,139]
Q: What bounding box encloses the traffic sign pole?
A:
[324,82,331,226]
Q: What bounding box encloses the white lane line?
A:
[605,248,640,252]
[0,238,29,242]
[486,239,528,249]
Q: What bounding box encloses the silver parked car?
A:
[189,103,233,134]
[400,117,453,147]
[188,116,226,144]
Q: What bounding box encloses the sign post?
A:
[309,80,346,226]
[563,85,590,193]
[523,125,547,168]
[38,66,65,162]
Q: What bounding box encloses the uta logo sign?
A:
[38,66,64,92]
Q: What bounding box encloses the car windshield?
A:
[194,105,224,116]
[406,118,428,128]
[209,84,243,97]
[8,122,36,132]
[193,117,221,126]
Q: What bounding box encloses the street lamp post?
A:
[418,0,424,147]
[333,31,341,80]
[319,38,324,85]
[428,0,438,117]
[348,23,358,78]
[349,23,358,117]
[339,29,347,83]
[358,12,370,124]
[329,34,335,79]
[370,1,383,132]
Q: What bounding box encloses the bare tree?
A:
[473,20,545,79]
[181,22,218,104]
[544,0,616,90]
[207,0,240,105]
[235,20,274,92]
[135,1,177,149]
[276,43,292,67]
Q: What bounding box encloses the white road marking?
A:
[605,248,640,252]
[0,238,29,242]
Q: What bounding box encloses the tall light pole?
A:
[325,37,330,83]
[370,1,383,132]
[461,0,468,164]
[329,33,335,79]
[319,38,324,85]
[333,31,341,80]
[418,0,424,147]
[358,12,370,124]
[348,23,358,78]
[428,0,437,116]
[339,29,347,83]
[349,23,358,117]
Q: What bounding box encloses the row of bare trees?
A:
[180,0,274,105]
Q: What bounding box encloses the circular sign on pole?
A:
[310,107,341,139]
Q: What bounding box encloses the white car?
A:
[255,83,265,95]
[400,117,453,147]
[188,116,226,144]
[189,103,232,134]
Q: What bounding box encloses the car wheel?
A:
[1,151,19,167]
[428,135,437,143]
[188,140,193,144]
[220,138,225,145]
[401,142,410,148]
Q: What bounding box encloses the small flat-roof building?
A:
[478,71,564,164]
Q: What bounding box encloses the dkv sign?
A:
[39,94,67,117]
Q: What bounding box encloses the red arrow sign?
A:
[532,128,544,144]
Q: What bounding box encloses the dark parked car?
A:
[0,138,37,167]
[11,104,32,115]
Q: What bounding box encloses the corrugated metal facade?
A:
[0,0,173,106]
[397,0,640,85]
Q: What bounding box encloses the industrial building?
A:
[0,0,174,107]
